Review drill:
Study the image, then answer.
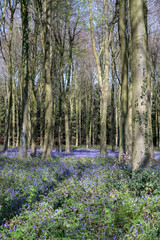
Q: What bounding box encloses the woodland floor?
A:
[0,147,160,160]
[0,147,160,239]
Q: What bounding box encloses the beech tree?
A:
[89,0,117,155]
[118,0,129,161]
[42,0,53,158]
[130,0,150,172]
[19,0,29,157]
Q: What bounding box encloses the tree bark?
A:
[119,0,128,161]
[64,101,70,153]
[111,63,115,152]
[43,0,53,158]
[19,0,29,158]
[130,0,149,172]
[3,9,14,152]
[12,68,15,147]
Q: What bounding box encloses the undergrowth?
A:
[0,154,160,239]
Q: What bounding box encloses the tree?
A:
[89,0,117,155]
[3,0,17,151]
[19,0,29,157]
[130,0,149,172]
[43,0,53,158]
[118,0,128,161]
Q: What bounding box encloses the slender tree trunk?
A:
[89,96,93,148]
[130,0,149,172]
[43,0,53,158]
[58,96,62,152]
[52,101,55,147]
[30,81,37,156]
[30,0,38,156]
[89,0,110,155]
[100,91,107,154]
[111,64,115,152]
[126,80,132,157]
[19,0,29,158]
[126,0,133,158]
[16,97,19,147]
[156,102,159,148]
[119,0,128,161]
[158,113,160,149]
[16,82,21,147]
[27,90,31,148]
[79,96,82,146]
[70,98,73,147]
[12,68,15,147]
[75,94,79,147]
[115,104,118,147]
[3,10,14,152]
[92,121,95,146]
[85,89,89,149]
[39,75,44,149]
[64,101,70,153]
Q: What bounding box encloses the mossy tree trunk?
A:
[130,0,149,172]
[126,0,133,158]
[144,3,154,160]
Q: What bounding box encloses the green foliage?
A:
[128,169,160,196]
[0,155,160,239]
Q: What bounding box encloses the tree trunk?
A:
[19,0,29,158]
[30,0,38,157]
[58,96,62,152]
[119,0,128,161]
[126,0,133,158]
[12,68,15,147]
[111,63,115,151]
[130,0,149,172]
[70,97,73,147]
[85,89,89,149]
[3,10,14,152]
[43,0,53,158]
[126,80,132,157]
[100,91,107,155]
[31,81,37,157]
[75,94,79,147]
[144,3,154,160]
[79,96,82,146]
[64,101,70,153]
[27,90,31,148]
[89,0,110,155]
